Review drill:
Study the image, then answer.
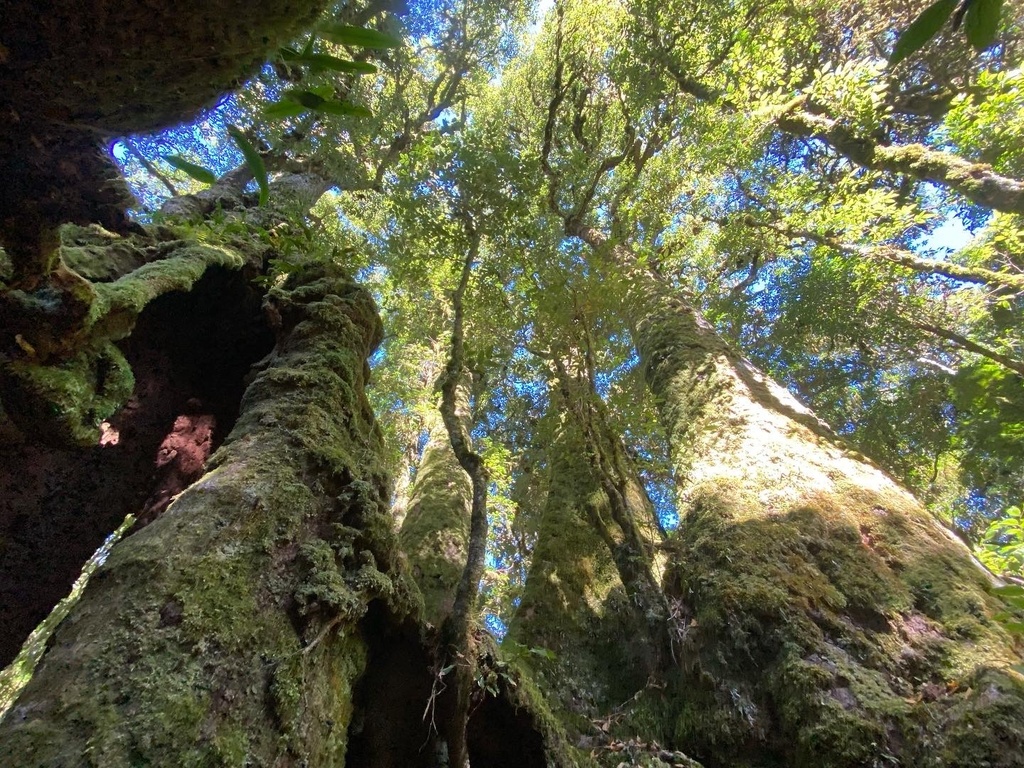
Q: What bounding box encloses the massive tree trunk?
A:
[574,225,1024,767]
[0,263,423,765]
[399,402,474,628]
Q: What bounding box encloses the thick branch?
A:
[777,105,1024,215]
[738,217,1024,292]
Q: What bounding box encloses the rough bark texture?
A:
[0,264,421,766]
[0,231,273,666]
[398,403,473,629]
[508,372,670,765]
[0,0,330,272]
[776,107,1024,215]
[577,226,1024,768]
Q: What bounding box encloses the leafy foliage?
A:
[110,0,1024,629]
[979,505,1024,577]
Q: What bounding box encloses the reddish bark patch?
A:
[135,400,216,528]
[0,267,272,666]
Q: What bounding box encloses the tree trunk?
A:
[399,399,474,629]
[508,364,668,755]
[575,225,1024,767]
[0,264,421,766]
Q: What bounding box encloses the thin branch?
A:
[913,322,1024,377]
[124,139,179,197]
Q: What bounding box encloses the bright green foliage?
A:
[946,69,1024,178]
[162,155,218,184]
[980,506,1024,576]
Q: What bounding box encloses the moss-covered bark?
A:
[0,224,259,446]
[0,0,331,276]
[577,226,1024,767]
[508,369,669,764]
[398,405,473,628]
[776,105,1024,216]
[0,264,420,766]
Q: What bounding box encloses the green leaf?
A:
[964,0,1002,51]
[890,0,958,65]
[314,100,373,118]
[280,89,372,118]
[319,23,402,49]
[284,89,327,109]
[263,100,308,120]
[227,125,269,207]
[162,155,217,185]
[279,49,378,74]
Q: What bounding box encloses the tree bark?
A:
[0,264,421,766]
[399,398,474,629]
[574,224,1024,767]
[776,105,1024,216]
[508,362,669,754]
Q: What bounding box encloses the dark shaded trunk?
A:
[0,264,422,765]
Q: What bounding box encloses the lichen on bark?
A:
[0,264,419,767]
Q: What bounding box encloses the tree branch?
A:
[124,139,178,198]
[913,321,1024,377]
[776,103,1024,216]
[736,216,1024,292]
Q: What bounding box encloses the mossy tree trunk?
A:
[508,354,667,754]
[0,264,420,766]
[575,225,1024,768]
[398,388,474,629]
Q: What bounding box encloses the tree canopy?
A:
[110,0,1024,573]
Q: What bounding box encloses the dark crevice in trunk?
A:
[345,605,554,768]
[0,266,273,666]
[466,690,547,768]
[344,602,437,768]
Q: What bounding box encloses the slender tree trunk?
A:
[0,264,420,766]
[399,397,474,629]
[574,225,1024,767]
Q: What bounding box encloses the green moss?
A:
[0,265,414,766]
[60,224,148,281]
[88,242,247,340]
[1,225,254,446]
[398,418,474,626]
[3,341,134,445]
